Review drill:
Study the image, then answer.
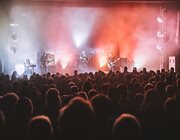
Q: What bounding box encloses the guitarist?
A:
[40,52,49,74]
[107,52,116,71]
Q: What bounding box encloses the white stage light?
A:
[134,56,145,69]
[156,44,162,50]
[67,8,98,49]
[73,33,84,48]
[157,16,163,23]
[15,63,25,75]
[55,50,72,69]
[157,31,164,38]
[10,23,18,26]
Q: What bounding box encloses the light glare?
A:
[15,63,25,75]
[99,54,107,68]
[157,16,163,23]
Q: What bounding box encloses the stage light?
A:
[68,8,97,49]
[157,16,164,23]
[73,32,84,48]
[71,22,89,48]
[157,31,164,38]
[62,63,68,69]
[99,54,107,68]
[134,56,145,69]
[15,63,25,75]
[60,57,70,69]
[10,23,18,27]
[55,50,72,69]
[156,44,162,50]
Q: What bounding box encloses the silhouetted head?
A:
[164,97,180,121]
[170,67,174,73]
[58,97,96,140]
[82,81,93,94]
[70,85,79,95]
[28,115,53,140]
[166,85,177,97]
[144,83,153,92]
[143,67,147,72]
[88,89,97,99]
[2,93,19,113]
[16,97,33,119]
[155,81,165,92]
[124,67,128,72]
[91,94,112,120]
[116,84,128,97]
[133,67,137,73]
[46,88,61,107]
[76,91,88,100]
[135,93,144,106]
[142,89,160,108]
[112,113,142,140]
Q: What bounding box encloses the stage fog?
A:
[7,4,179,74]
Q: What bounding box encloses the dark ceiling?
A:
[12,0,180,6]
[1,0,180,10]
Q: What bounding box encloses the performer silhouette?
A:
[107,52,115,71]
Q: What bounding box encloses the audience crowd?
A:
[0,67,180,140]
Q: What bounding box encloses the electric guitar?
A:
[40,58,54,68]
[80,56,89,63]
[107,58,120,69]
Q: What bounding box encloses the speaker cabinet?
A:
[0,59,4,73]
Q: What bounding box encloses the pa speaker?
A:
[0,59,4,73]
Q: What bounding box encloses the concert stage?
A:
[0,1,179,75]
